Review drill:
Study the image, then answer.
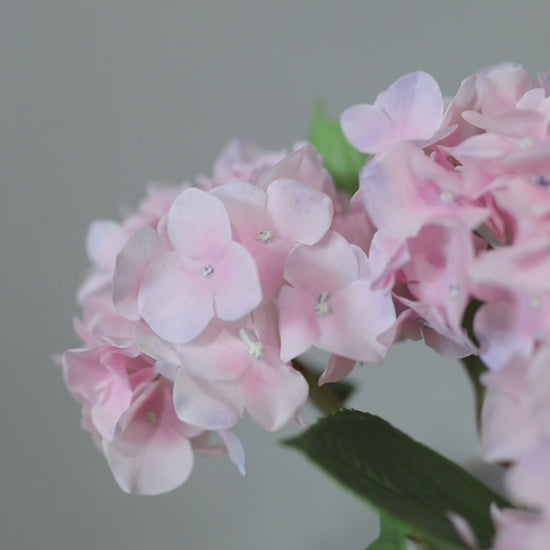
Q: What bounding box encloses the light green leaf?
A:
[367,514,407,550]
[285,409,510,550]
[308,103,367,195]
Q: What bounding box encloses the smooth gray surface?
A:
[2,2,546,549]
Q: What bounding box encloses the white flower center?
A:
[257,229,273,243]
[315,292,333,317]
[448,284,461,300]
[519,137,534,149]
[201,264,214,277]
[440,191,454,203]
[239,328,265,360]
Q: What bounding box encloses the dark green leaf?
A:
[285,409,510,550]
[308,102,367,195]
[366,514,407,550]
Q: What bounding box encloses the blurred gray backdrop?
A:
[2,2,548,549]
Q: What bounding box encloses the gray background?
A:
[2,2,547,549]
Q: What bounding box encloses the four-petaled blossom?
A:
[341,71,451,154]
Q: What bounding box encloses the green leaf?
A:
[366,515,407,550]
[308,102,367,195]
[285,409,510,550]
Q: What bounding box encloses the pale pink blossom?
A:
[173,308,308,431]
[126,188,263,344]
[278,230,396,363]
[341,71,450,154]
[358,142,489,240]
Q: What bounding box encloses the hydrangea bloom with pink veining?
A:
[61,139,394,494]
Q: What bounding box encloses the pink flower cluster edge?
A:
[340,65,550,550]
[60,63,550,548]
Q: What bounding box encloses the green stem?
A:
[460,355,487,431]
[292,358,347,414]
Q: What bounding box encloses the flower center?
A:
[448,284,460,300]
[315,292,333,317]
[200,264,214,277]
[145,411,159,426]
[257,229,273,243]
[518,137,534,149]
[239,328,265,360]
[440,191,454,203]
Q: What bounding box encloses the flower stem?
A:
[460,354,487,431]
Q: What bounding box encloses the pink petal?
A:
[173,368,243,430]
[167,188,232,259]
[278,286,317,362]
[283,231,359,294]
[267,179,333,245]
[86,220,127,270]
[378,71,444,140]
[242,357,308,431]
[319,354,356,385]
[214,241,262,321]
[218,430,246,476]
[315,281,395,362]
[341,103,392,154]
[211,181,268,242]
[507,445,550,511]
[138,252,214,344]
[341,72,444,154]
[480,392,538,462]
[113,226,167,321]
[181,329,251,382]
[134,321,180,365]
[103,380,195,495]
[255,145,333,194]
[527,346,550,438]
[91,381,133,441]
[62,348,109,405]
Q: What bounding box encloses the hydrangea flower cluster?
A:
[61,62,550,548]
[341,65,550,550]
[61,141,395,495]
